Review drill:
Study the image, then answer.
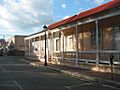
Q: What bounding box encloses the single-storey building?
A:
[25,0,120,74]
[7,35,27,56]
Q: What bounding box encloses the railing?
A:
[64,51,76,59]
[25,50,120,65]
[63,51,120,65]
[25,51,29,56]
[99,51,120,64]
[53,52,61,58]
[78,51,96,61]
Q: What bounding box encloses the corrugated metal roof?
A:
[71,0,120,22]
[48,0,120,30]
[28,0,120,37]
[48,15,77,30]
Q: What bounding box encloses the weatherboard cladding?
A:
[48,0,120,30]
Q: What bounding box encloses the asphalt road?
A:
[0,56,119,90]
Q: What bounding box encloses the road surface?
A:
[0,56,119,90]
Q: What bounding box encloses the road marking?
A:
[1,67,6,72]
[0,77,30,79]
[0,81,15,87]
[14,81,24,90]
[0,64,29,66]
[64,82,93,89]
[102,84,120,90]
[0,71,30,73]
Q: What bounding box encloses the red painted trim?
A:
[48,0,120,30]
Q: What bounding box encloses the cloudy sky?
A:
[0,0,111,37]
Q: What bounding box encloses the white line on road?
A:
[0,77,30,79]
[0,64,29,66]
[102,84,120,90]
[0,71,30,73]
[1,67,6,72]
[64,83,93,89]
[14,81,24,90]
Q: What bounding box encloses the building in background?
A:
[25,0,120,74]
[0,38,8,56]
[7,35,27,56]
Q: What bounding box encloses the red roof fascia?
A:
[48,0,120,30]
[71,0,120,22]
[48,15,77,30]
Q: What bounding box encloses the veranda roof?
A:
[48,0,120,30]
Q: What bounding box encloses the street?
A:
[0,56,119,90]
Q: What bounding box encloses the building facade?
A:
[7,35,26,56]
[25,0,120,74]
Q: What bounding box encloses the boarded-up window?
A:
[91,30,96,46]
[91,29,101,48]
[66,35,73,49]
[113,26,120,51]
[56,39,59,51]
[69,37,72,48]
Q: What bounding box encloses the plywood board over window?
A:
[113,26,120,51]
[99,15,120,50]
[56,39,60,51]
[101,27,113,50]
[77,22,96,50]
[65,35,73,50]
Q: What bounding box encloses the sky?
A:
[0,0,112,38]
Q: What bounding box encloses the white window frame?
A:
[54,37,60,52]
[66,35,73,49]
